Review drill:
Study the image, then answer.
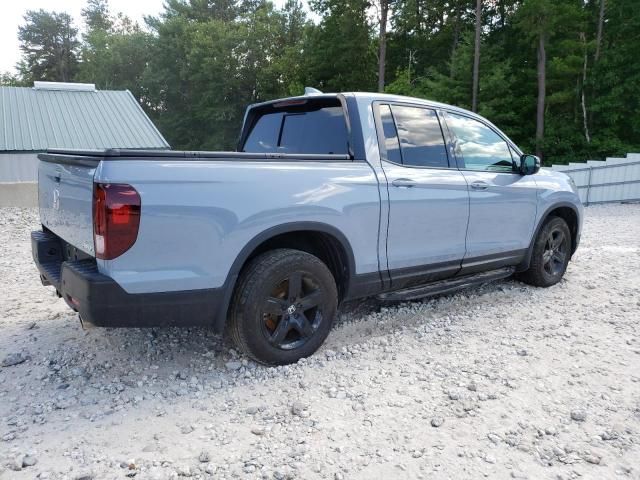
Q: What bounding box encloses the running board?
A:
[376,267,515,302]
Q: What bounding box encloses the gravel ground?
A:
[0,204,639,480]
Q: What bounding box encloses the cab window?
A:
[243,100,349,155]
[379,104,402,164]
[383,105,449,168]
[445,112,514,172]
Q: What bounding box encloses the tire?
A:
[518,216,572,287]
[227,248,338,365]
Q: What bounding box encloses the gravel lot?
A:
[0,204,639,480]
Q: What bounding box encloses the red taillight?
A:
[93,183,141,260]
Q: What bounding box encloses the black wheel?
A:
[519,216,572,287]
[227,249,338,365]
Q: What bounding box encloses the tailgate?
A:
[38,155,97,255]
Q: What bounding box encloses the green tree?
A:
[76,0,152,102]
[374,0,394,92]
[471,0,482,112]
[17,10,80,82]
[302,0,377,92]
[82,0,113,31]
[13,0,636,163]
[143,0,308,149]
[0,72,25,86]
[588,0,640,158]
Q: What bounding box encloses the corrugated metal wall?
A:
[0,87,169,151]
[551,153,640,205]
[0,153,39,182]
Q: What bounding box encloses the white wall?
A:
[0,153,39,207]
[0,182,37,207]
[0,152,39,182]
[551,154,640,205]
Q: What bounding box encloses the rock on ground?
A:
[0,204,639,479]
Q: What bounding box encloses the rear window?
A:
[242,101,349,155]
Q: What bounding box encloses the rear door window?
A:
[379,105,402,164]
[379,104,449,168]
[243,104,349,155]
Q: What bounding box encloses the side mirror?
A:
[520,154,541,175]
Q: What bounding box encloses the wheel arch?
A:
[212,222,357,333]
[517,202,580,272]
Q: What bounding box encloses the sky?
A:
[0,0,167,74]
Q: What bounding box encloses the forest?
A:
[2,0,639,164]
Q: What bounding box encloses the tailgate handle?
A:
[53,175,61,183]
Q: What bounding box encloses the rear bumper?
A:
[31,230,223,328]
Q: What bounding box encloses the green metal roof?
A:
[0,84,169,151]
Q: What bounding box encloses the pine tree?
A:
[18,10,80,82]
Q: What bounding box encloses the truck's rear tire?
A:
[518,216,572,287]
[227,248,338,365]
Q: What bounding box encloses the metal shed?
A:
[0,82,169,205]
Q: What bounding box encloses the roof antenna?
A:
[304,87,323,96]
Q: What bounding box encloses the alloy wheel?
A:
[542,228,568,276]
[260,271,325,350]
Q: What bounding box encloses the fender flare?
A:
[517,201,581,272]
[212,221,357,332]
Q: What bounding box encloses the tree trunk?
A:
[377,0,389,93]
[580,32,591,143]
[595,0,605,62]
[536,33,546,159]
[450,7,460,77]
[471,0,482,112]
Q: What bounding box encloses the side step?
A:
[376,267,515,302]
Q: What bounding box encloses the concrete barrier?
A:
[0,182,38,207]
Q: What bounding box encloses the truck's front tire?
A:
[519,216,572,287]
[227,249,338,365]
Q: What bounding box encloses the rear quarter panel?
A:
[94,159,381,294]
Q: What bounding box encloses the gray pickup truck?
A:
[31,91,583,364]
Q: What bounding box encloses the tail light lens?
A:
[93,183,141,260]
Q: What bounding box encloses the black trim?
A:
[213,221,364,332]
[387,259,462,290]
[39,151,351,167]
[377,267,515,302]
[32,231,222,328]
[343,94,366,161]
[517,202,581,272]
[346,272,385,299]
[458,249,527,276]
[347,251,528,302]
[38,153,102,167]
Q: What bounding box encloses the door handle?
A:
[470,181,489,190]
[392,178,417,188]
